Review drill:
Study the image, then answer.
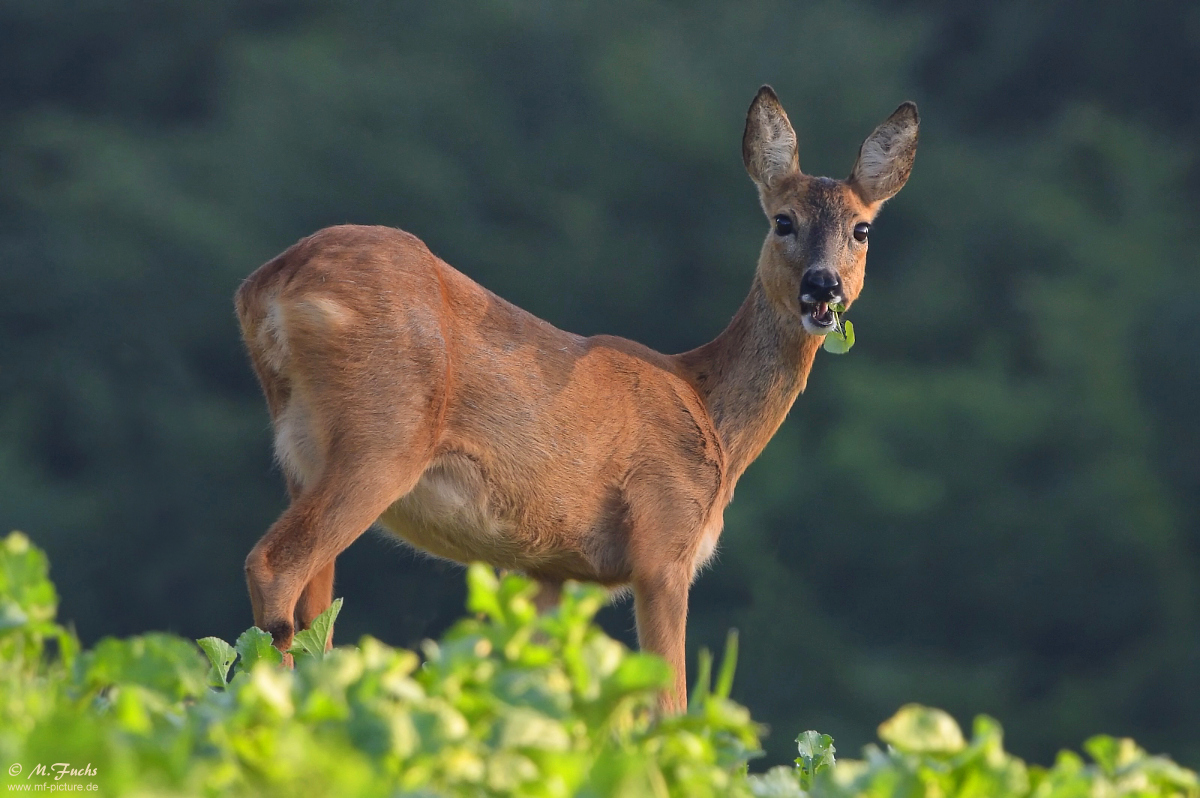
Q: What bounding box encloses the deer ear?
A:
[742,86,800,188]
[849,101,919,205]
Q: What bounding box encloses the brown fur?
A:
[236,86,918,711]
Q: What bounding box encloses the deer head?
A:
[742,86,918,336]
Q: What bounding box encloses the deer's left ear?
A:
[849,102,919,205]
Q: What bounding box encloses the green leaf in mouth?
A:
[823,310,855,354]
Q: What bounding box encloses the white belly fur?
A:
[377,453,516,565]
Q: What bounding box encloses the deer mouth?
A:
[801,300,837,334]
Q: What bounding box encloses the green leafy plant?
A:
[1,531,1196,798]
[795,731,837,790]
[822,303,855,354]
[289,597,342,660]
[1,532,764,796]
[752,704,1198,798]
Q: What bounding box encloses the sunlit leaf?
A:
[236,626,285,672]
[83,633,210,701]
[289,598,342,661]
[822,319,855,354]
[878,703,965,754]
[466,563,503,621]
[749,766,806,797]
[197,635,237,687]
[795,730,836,789]
[0,531,59,623]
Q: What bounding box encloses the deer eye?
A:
[853,222,871,242]
[774,215,794,236]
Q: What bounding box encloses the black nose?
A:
[799,269,842,303]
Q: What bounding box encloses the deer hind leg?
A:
[284,474,339,642]
[278,474,337,639]
[295,560,336,642]
[243,285,447,658]
[245,455,424,657]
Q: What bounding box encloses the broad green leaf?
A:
[467,562,503,621]
[238,661,296,719]
[496,707,571,751]
[289,597,343,661]
[606,652,672,696]
[236,626,284,671]
[0,598,29,631]
[878,704,965,754]
[1137,756,1200,789]
[0,531,59,623]
[750,766,806,797]
[83,633,209,700]
[795,730,836,789]
[1084,734,1123,774]
[822,319,855,354]
[587,750,668,798]
[485,751,541,791]
[197,636,237,687]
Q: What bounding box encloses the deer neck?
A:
[676,275,822,482]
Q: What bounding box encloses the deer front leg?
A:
[632,565,691,713]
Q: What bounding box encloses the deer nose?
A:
[799,269,842,304]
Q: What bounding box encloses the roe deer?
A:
[236,86,918,712]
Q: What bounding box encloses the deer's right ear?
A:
[849,102,919,205]
[742,86,799,189]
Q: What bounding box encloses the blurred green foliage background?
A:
[2,0,1198,770]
